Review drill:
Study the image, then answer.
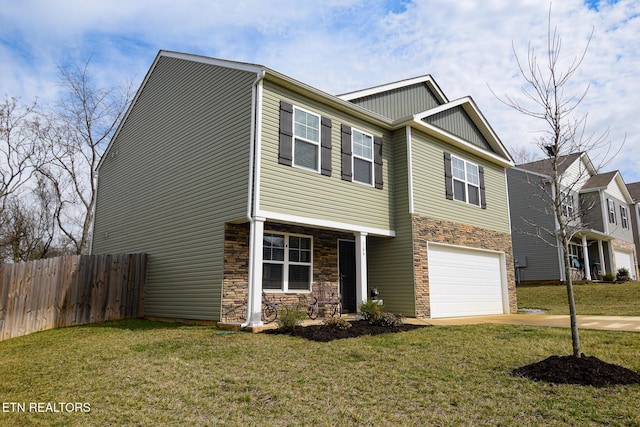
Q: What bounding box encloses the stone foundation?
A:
[411,214,517,318]
[221,222,353,323]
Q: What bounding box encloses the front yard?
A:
[516,280,640,316]
[1,318,639,426]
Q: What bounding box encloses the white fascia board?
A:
[410,118,514,169]
[414,96,514,164]
[337,75,448,104]
[256,209,396,237]
[613,172,634,203]
[510,166,550,180]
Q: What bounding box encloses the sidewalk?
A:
[410,314,640,332]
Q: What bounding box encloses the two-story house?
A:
[507,152,637,283]
[628,182,640,276]
[91,51,517,326]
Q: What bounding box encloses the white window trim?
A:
[621,205,629,229]
[568,242,581,268]
[292,106,321,173]
[351,128,374,186]
[561,191,575,218]
[263,232,313,293]
[451,155,481,207]
[608,199,616,224]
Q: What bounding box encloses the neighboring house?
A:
[91,50,517,325]
[628,182,640,276]
[507,152,637,283]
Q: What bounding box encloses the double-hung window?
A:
[352,129,374,185]
[568,243,581,268]
[293,107,321,172]
[263,232,312,292]
[621,206,629,229]
[607,199,616,224]
[561,192,575,218]
[451,155,481,206]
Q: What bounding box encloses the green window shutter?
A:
[479,165,486,209]
[444,152,453,200]
[278,101,293,166]
[321,116,332,176]
[341,124,352,181]
[374,136,383,189]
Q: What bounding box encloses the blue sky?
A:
[1,0,639,182]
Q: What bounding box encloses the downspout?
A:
[242,69,266,327]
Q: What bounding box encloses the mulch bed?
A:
[264,320,428,342]
[512,355,640,387]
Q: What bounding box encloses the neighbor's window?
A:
[621,206,629,229]
[607,199,616,224]
[352,129,374,185]
[263,232,312,292]
[451,155,480,206]
[293,107,320,172]
[561,191,575,218]
[568,243,581,268]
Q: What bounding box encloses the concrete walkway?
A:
[410,314,640,332]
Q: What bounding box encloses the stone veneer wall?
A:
[221,222,353,323]
[412,214,517,318]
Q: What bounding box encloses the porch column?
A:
[355,232,368,307]
[245,217,265,327]
[598,240,607,276]
[582,235,591,280]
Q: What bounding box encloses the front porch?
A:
[568,233,612,281]
[220,221,375,327]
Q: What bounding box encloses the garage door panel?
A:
[429,244,505,318]
[614,250,635,279]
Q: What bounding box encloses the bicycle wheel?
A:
[307,303,319,319]
[262,304,277,323]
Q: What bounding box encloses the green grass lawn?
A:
[517,281,640,316]
[1,319,639,426]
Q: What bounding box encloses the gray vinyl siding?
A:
[348,83,442,120]
[580,192,604,233]
[368,127,416,316]
[410,129,511,234]
[603,193,635,243]
[92,56,256,321]
[506,168,561,281]
[260,80,394,232]
[423,106,493,151]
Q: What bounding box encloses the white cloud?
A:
[1,0,638,181]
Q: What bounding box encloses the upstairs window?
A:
[262,232,312,292]
[278,101,332,176]
[352,129,374,185]
[607,199,616,224]
[620,205,629,229]
[451,155,480,206]
[293,107,320,171]
[561,192,575,218]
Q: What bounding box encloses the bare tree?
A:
[39,57,133,254]
[498,9,621,357]
[0,97,44,216]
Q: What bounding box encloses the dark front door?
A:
[339,240,357,313]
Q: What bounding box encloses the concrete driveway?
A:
[409,314,640,332]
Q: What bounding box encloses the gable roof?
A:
[100,50,514,170]
[337,75,449,105]
[517,152,586,176]
[628,182,640,202]
[580,170,633,203]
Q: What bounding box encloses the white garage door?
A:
[429,244,506,318]
[614,249,636,279]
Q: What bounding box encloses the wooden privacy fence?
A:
[0,253,147,341]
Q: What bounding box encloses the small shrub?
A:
[616,268,630,282]
[276,305,307,331]
[322,316,352,330]
[358,300,404,327]
[601,272,616,283]
[358,300,384,322]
